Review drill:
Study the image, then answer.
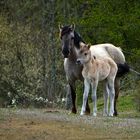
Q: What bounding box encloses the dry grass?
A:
[0,108,140,140]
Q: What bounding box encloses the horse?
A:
[59,24,90,114]
[59,24,129,116]
[76,44,118,116]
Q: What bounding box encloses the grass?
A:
[80,92,140,118]
[0,107,140,140]
[97,94,135,111]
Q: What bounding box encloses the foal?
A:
[77,44,118,116]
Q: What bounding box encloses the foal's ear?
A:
[87,44,91,49]
[70,23,75,31]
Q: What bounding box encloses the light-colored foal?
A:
[77,44,118,116]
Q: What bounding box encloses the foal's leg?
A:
[69,83,77,114]
[103,82,109,116]
[82,83,90,114]
[91,81,98,116]
[108,80,115,117]
[80,79,90,115]
[114,77,120,116]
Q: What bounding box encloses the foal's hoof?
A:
[108,113,114,117]
[80,112,85,116]
[93,113,97,117]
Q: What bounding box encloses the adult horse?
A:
[59,24,129,116]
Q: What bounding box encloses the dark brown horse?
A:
[59,24,129,116]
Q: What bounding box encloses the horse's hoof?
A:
[93,113,97,117]
[113,111,118,116]
[72,108,77,114]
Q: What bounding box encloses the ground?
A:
[0,108,140,140]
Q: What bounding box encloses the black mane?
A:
[74,31,85,49]
[60,25,85,49]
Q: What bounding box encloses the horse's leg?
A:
[65,84,72,110]
[103,81,109,116]
[114,77,120,116]
[80,79,90,115]
[69,83,77,114]
[108,79,115,117]
[91,81,98,117]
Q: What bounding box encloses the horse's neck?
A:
[83,58,96,71]
[68,47,77,62]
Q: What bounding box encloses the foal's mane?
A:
[61,25,85,49]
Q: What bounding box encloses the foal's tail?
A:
[117,63,130,77]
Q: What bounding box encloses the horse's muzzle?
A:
[62,47,69,58]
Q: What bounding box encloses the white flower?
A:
[62,98,66,102]
[7,92,11,97]
[38,97,44,101]
[35,97,44,101]
[12,99,16,105]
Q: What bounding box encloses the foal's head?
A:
[76,44,91,65]
[59,24,75,58]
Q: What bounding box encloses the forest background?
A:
[0,0,140,110]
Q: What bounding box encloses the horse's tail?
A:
[117,63,130,77]
[129,68,140,76]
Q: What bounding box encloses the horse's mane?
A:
[60,25,85,49]
[74,31,85,49]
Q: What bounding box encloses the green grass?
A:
[77,93,140,118]
[97,94,136,112]
[117,94,135,112]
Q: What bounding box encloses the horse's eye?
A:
[84,53,87,56]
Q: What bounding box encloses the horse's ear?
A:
[70,23,75,31]
[58,23,63,31]
[87,44,91,49]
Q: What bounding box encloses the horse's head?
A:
[76,44,91,65]
[59,24,75,58]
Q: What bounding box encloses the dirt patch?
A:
[0,108,140,140]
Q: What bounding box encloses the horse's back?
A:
[90,43,125,64]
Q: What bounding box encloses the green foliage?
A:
[0,0,139,108]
